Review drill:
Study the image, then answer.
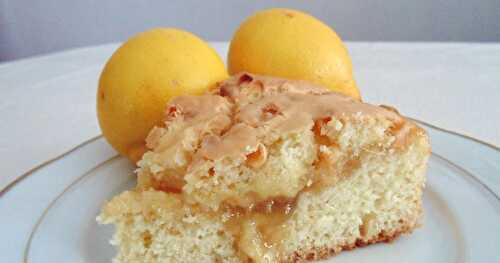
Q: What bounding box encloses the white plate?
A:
[1,120,499,263]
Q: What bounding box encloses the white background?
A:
[1,0,500,61]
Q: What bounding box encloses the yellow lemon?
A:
[97,28,228,162]
[228,8,360,99]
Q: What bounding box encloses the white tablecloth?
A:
[1,42,499,191]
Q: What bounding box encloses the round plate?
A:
[1,121,499,262]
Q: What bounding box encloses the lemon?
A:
[97,28,228,162]
[228,8,360,99]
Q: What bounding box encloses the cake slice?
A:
[98,73,430,263]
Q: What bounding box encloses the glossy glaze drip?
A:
[150,73,412,163]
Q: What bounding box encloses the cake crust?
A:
[288,221,416,262]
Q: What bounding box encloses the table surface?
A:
[1,42,499,191]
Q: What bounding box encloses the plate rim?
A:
[23,155,120,263]
[21,141,500,262]
[22,154,500,263]
[0,135,103,197]
[2,119,499,262]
